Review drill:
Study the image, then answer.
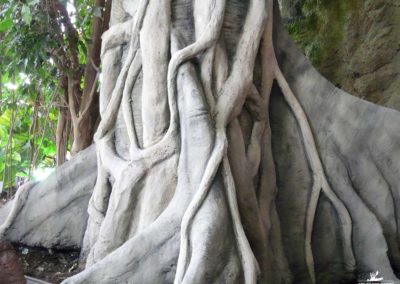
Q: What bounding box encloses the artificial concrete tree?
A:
[1,0,400,283]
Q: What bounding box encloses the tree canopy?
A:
[0,0,110,193]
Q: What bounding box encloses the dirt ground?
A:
[14,245,81,284]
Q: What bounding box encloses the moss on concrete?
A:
[283,0,400,111]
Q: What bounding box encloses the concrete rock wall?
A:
[280,0,400,110]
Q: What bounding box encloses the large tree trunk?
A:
[1,0,400,283]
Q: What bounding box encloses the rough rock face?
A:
[279,0,400,110]
[0,240,26,284]
[272,21,400,282]
[0,146,96,249]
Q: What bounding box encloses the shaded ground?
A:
[14,245,81,284]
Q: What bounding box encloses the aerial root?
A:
[80,149,111,261]
[86,164,145,265]
[222,155,260,283]
[273,63,355,283]
[170,3,229,280]
[85,131,177,265]
[121,49,142,153]
[167,0,226,135]
[81,0,354,282]
[1,0,367,283]
[95,0,149,142]
[174,0,267,282]
[174,131,227,283]
[250,0,356,280]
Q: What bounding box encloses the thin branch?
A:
[31,87,58,169]
[67,76,79,127]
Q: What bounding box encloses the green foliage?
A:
[285,0,357,66]
[0,0,95,192]
[0,74,58,190]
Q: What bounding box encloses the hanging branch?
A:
[28,90,42,179]
[31,86,58,171]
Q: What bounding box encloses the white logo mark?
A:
[367,271,383,282]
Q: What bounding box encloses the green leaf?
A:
[12,152,21,162]
[0,17,13,32]
[0,110,11,126]
[21,5,32,25]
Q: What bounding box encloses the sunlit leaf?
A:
[21,5,32,25]
[0,17,12,32]
[12,152,21,162]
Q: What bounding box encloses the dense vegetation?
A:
[282,0,356,65]
[0,0,110,194]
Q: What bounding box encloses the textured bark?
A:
[1,0,400,283]
[49,0,112,158]
[72,0,110,154]
[56,105,69,166]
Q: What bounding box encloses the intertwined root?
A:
[68,0,357,283]
[0,1,398,283]
[274,64,355,283]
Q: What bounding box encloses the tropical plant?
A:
[0,0,111,193]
